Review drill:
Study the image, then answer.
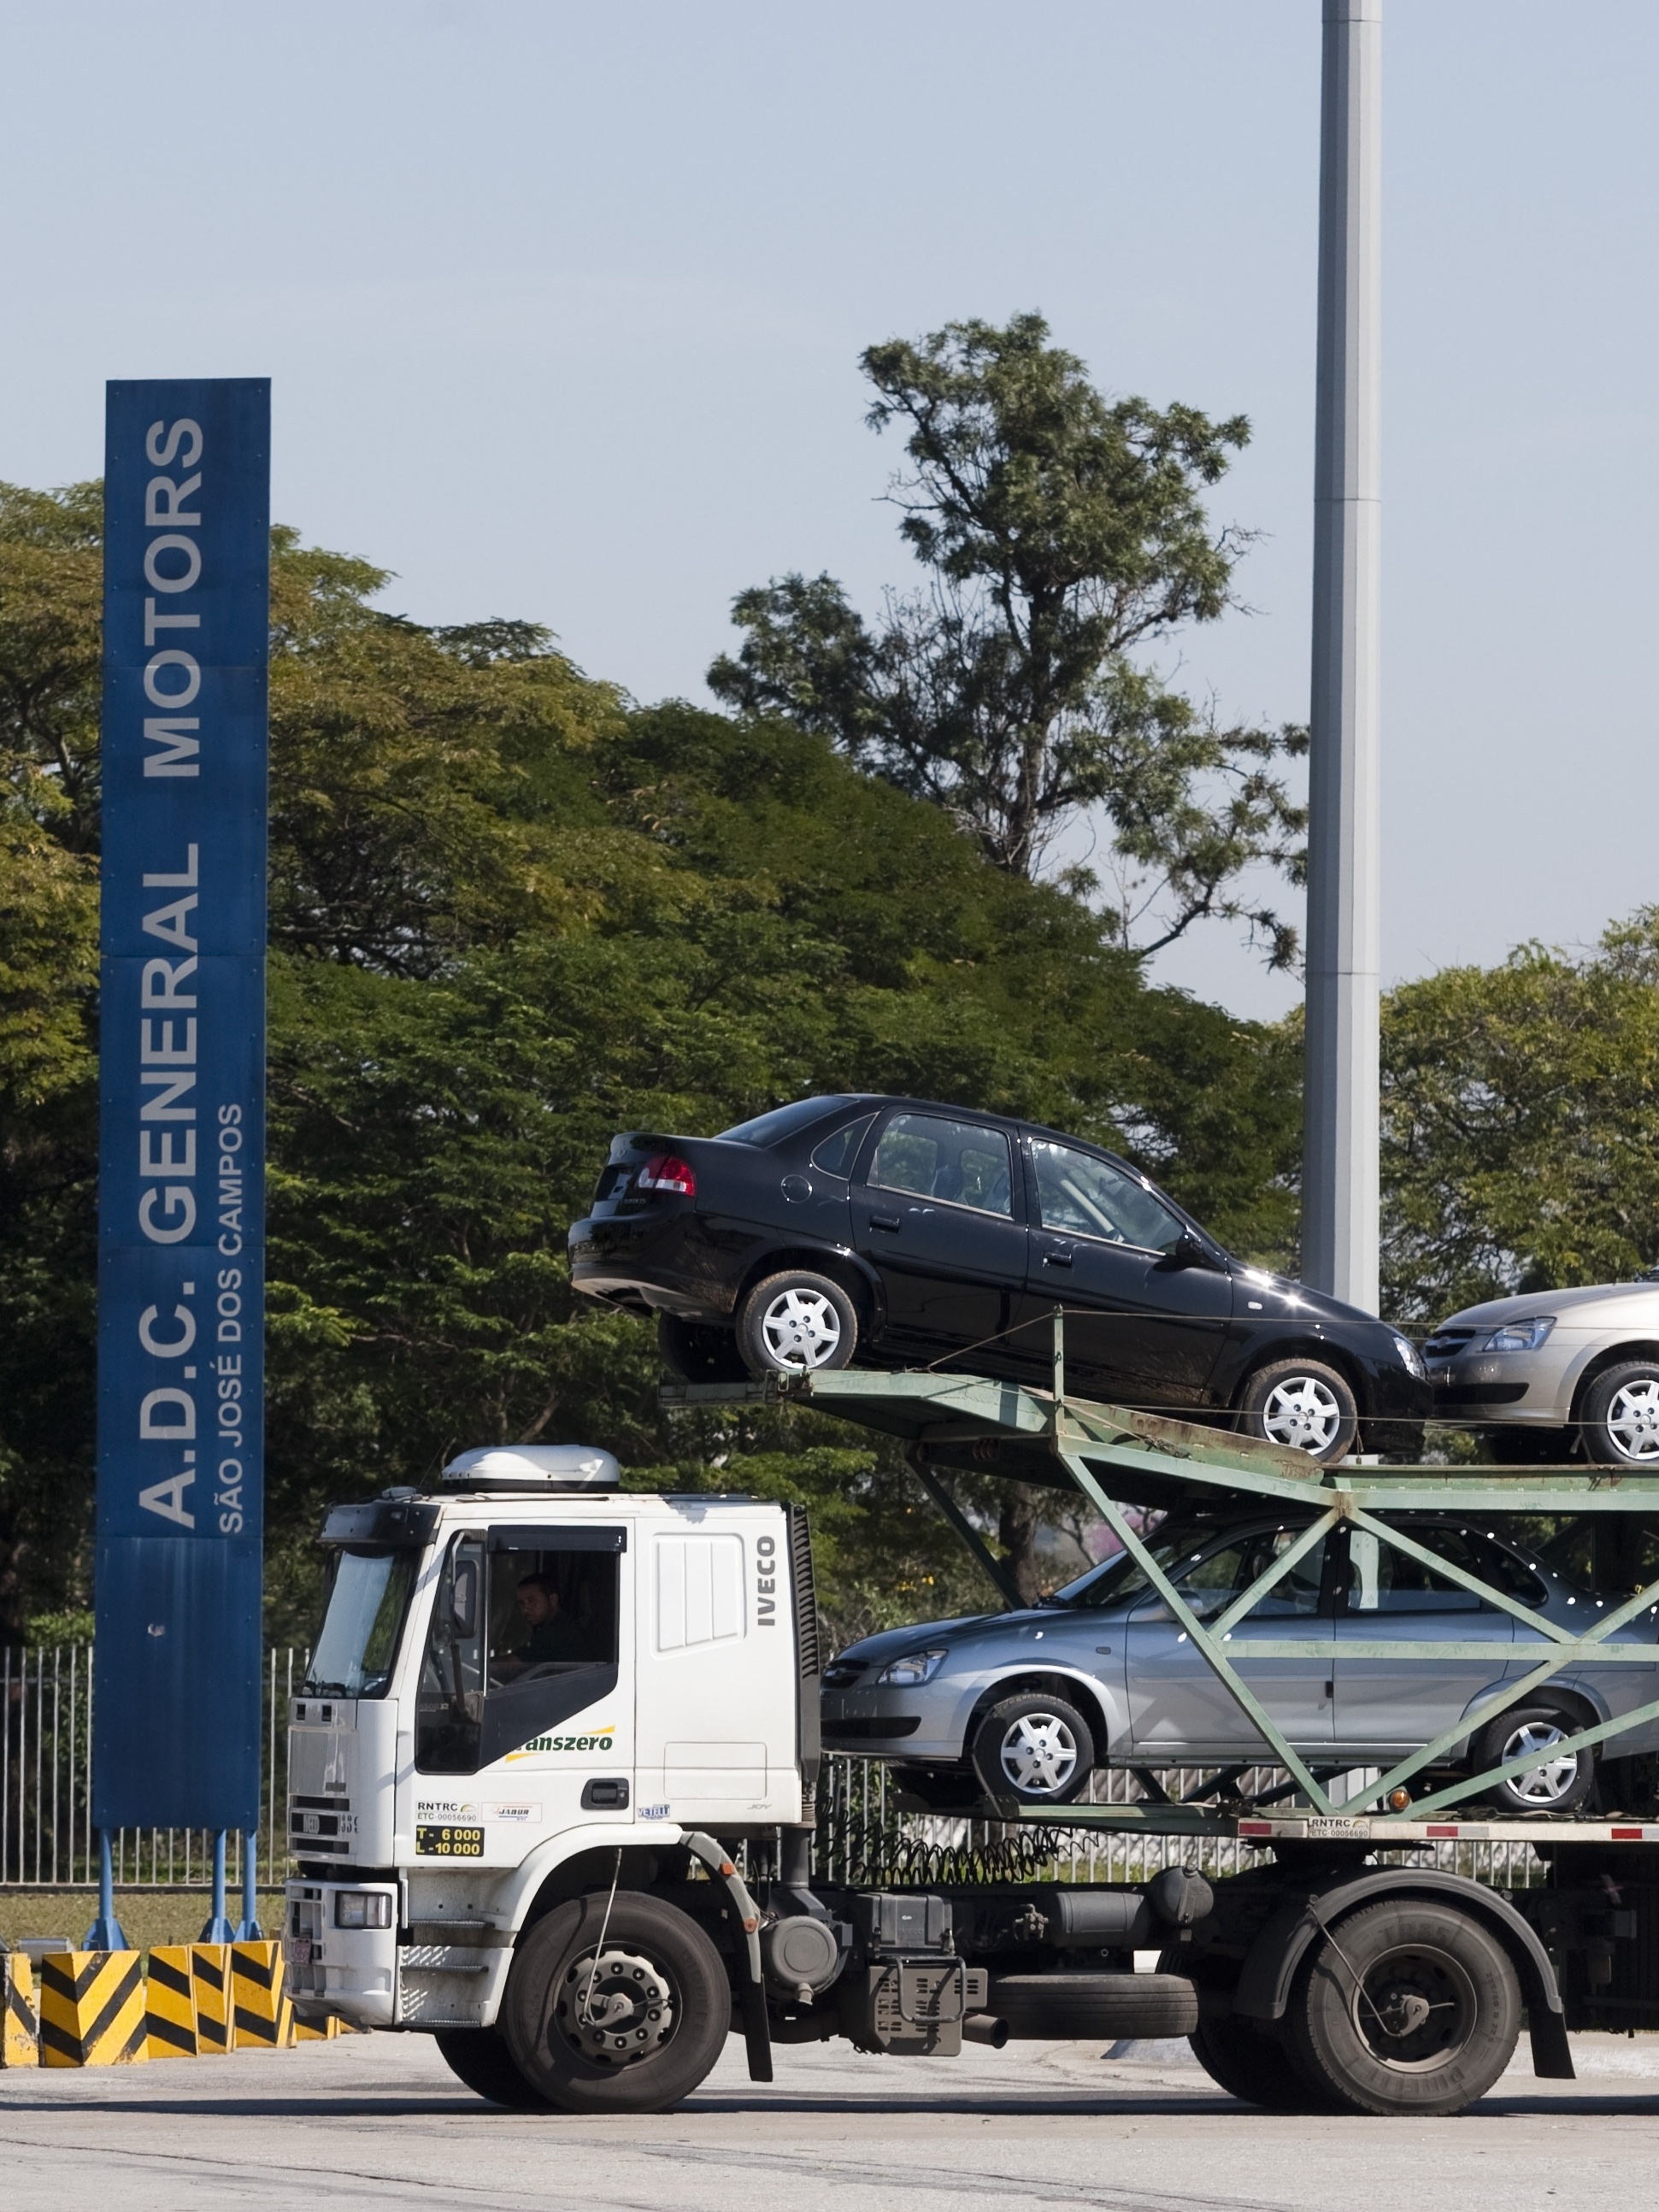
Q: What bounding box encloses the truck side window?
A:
[474,1536,623,1769]
[415,1535,486,1773]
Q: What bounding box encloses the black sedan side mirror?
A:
[1163,1232,1224,1274]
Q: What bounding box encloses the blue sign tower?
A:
[93,379,270,1939]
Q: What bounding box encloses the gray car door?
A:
[1124,1526,1335,1759]
[1332,1524,1515,1756]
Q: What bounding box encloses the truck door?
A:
[633,1510,801,1825]
[403,1525,632,1862]
[1125,1524,1335,1758]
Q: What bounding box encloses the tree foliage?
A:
[1381,916,1659,1321]
[0,479,1299,1645]
[709,314,1306,963]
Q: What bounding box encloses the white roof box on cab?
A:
[439,1444,621,1492]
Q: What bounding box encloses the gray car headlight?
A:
[1392,1334,1427,1380]
[1480,1317,1556,1353]
[876,1646,948,1685]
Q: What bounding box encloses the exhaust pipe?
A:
[963,2014,1010,2050]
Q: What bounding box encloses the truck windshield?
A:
[303,1547,420,1698]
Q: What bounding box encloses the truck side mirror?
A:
[451,1556,479,1638]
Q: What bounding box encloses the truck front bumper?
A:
[285,1879,399,2030]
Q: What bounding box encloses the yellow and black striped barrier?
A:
[144,1945,198,2060]
[38,1951,148,2067]
[191,1944,233,2054]
[3,1953,38,2067]
[292,2010,342,2040]
[231,1941,292,2050]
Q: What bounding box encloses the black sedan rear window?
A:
[718,1096,856,1148]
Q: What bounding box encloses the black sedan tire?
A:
[1581,1362,1659,1468]
[968,1691,1095,1805]
[735,1270,858,1375]
[656,1313,750,1385]
[1472,1702,1594,1815]
[1237,1357,1359,1465]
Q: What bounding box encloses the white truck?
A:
[282,1442,1203,2114]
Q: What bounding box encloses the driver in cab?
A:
[494,1572,584,1680]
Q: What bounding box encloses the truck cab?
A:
[285,1446,813,2038]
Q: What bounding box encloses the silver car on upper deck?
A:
[1425,1280,1659,1465]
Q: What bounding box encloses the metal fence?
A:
[3,1642,1543,1894]
[1,1644,302,1888]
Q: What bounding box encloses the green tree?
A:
[0,480,1299,1646]
[1381,914,1659,1321]
[709,313,1306,964]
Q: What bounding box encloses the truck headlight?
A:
[1480,1318,1556,1353]
[1391,1334,1427,1380]
[334,1891,394,1930]
[876,1647,947,1686]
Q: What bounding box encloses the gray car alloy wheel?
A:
[1604,1377,1659,1462]
[996,1709,1081,1796]
[1496,1721,1580,1808]
[759,1285,844,1368]
[1258,1374,1346,1456]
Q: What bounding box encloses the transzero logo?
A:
[507,1724,618,1760]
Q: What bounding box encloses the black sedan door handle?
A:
[1043,1247,1074,1268]
[870,1214,901,1232]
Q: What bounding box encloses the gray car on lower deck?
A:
[821,1511,1659,1811]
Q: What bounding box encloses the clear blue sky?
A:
[4,2,1652,1018]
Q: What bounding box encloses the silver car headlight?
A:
[1480,1317,1556,1353]
[1392,1334,1427,1380]
[875,1646,948,1685]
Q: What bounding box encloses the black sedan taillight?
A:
[636,1152,697,1197]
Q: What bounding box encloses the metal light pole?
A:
[1304,0,1382,1312]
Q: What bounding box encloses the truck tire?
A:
[969,1692,1095,1805]
[735,1271,858,1374]
[1189,2015,1335,2111]
[1284,1898,1521,2116]
[986,1973,1197,2039]
[1236,1358,1358,1464]
[656,1313,750,1385]
[500,1891,731,2115]
[1472,1703,1594,1815]
[432,2025,548,2109]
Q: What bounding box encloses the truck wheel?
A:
[1581,1362,1659,1467]
[987,1972,1197,2038]
[1236,1359,1358,1464]
[656,1313,750,1385]
[735,1271,857,1374]
[432,2025,548,2108]
[969,1693,1095,1805]
[1285,1898,1521,2115]
[500,1891,731,2115]
[1473,1703,1593,1815]
[1189,2015,1335,2111]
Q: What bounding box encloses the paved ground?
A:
[3,2029,1659,2212]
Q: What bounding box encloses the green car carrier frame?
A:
[669,1317,1659,2112]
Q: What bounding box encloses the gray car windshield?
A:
[303,1547,420,1698]
[1048,1526,1209,1609]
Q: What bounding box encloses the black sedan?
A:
[568,1094,1429,1462]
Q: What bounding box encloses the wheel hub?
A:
[1607,1380,1659,1462]
[554,1946,675,2066]
[761,1289,841,1368]
[1260,1376,1342,1455]
[1351,1944,1475,2070]
[1501,1721,1579,1805]
[999,1712,1079,1795]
